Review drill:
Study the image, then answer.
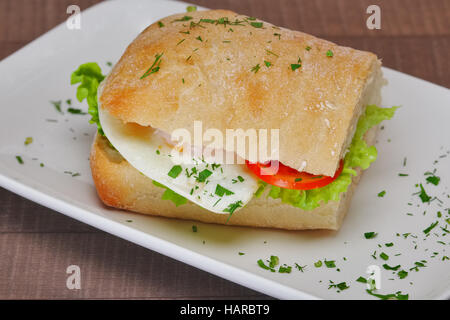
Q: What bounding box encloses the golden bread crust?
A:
[99,10,381,176]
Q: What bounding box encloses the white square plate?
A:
[1,0,449,299]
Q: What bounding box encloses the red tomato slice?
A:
[246,159,344,190]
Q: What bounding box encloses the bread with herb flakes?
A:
[99,9,382,176]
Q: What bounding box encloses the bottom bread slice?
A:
[90,124,378,231]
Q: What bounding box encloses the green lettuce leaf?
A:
[152,181,188,207]
[71,63,105,135]
[262,105,398,210]
[70,63,188,206]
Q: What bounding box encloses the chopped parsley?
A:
[64,171,80,177]
[397,270,408,279]
[336,282,349,291]
[326,50,334,57]
[199,18,216,24]
[168,165,182,178]
[251,64,261,73]
[67,107,87,115]
[250,22,263,28]
[215,184,234,197]
[256,255,290,274]
[185,167,197,178]
[224,201,243,214]
[294,263,307,272]
[15,156,24,164]
[305,46,311,51]
[366,289,408,300]
[140,53,163,79]
[290,63,301,71]
[380,252,389,261]
[410,261,427,272]
[257,259,272,271]
[418,184,431,202]
[152,181,187,207]
[232,176,245,183]
[264,60,272,67]
[364,232,378,239]
[24,137,33,145]
[172,16,193,22]
[265,49,279,57]
[356,276,367,283]
[328,281,349,291]
[426,175,440,186]
[377,190,386,197]
[324,260,336,268]
[423,221,438,234]
[217,17,237,26]
[224,200,243,221]
[238,252,245,255]
[269,255,279,268]
[278,265,292,273]
[51,100,63,114]
[382,264,401,271]
[314,260,323,268]
[192,225,197,232]
[186,5,197,12]
[197,169,212,182]
[157,21,164,28]
[196,36,203,42]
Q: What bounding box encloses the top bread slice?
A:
[99,9,382,176]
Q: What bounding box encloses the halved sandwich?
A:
[71,9,396,230]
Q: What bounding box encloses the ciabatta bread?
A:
[99,10,382,176]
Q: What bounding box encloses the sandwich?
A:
[71,9,397,230]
